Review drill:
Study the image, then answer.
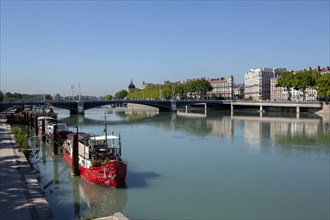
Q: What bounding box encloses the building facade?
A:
[207,75,234,99]
[270,77,289,101]
[244,68,287,101]
[233,83,244,100]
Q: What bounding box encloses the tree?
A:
[0,91,3,102]
[193,79,213,98]
[276,71,295,101]
[115,90,128,99]
[293,70,320,101]
[183,79,213,99]
[104,94,113,100]
[316,74,330,99]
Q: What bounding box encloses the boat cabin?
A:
[37,116,57,130]
[63,133,122,168]
[47,123,68,134]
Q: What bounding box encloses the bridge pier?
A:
[70,109,85,115]
[171,101,177,112]
[69,101,85,114]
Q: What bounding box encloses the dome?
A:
[128,79,135,90]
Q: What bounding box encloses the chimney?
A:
[318,66,321,71]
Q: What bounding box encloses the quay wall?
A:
[316,102,330,124]
[0,114,55,220]
[127,103,158,111]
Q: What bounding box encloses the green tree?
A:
[183,79,213,99]
[115,90,128,99]
[104,94,113,100]
[193,79,213,97]
[174,83,186,99]
[293,70,320,101]
[125,79,213,100]
[316,74,330,98]
[0,91,3,102]
[276,71,295,101]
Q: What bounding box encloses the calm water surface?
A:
[29,108,330,220]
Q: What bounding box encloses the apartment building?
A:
[207,75,234,99]
[233,83,244,100]
[270,77,289,101]
[244,68,287,101]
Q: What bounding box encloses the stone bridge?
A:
[0,100,325,115]
[50,100,228,114]
[0,100,227,114]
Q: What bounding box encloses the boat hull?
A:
[62,149,127,188]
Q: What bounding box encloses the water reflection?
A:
[33,108,329,219]
[58,108,329,152]
[231,112,329,154]
[79,178,128,215]
[28,135,128,220]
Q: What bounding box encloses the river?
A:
[28,107,330,220]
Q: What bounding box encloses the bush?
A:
[12,126,29,149]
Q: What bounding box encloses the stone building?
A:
[233,83,244,100]
[244,67,287,101]
[207,75,234,99]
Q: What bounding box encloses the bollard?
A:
[35,116,38,136]
[42,118,46,142]
[24,111,27,125]
[71,133,80,176]
[29,113,32,128]
[30,113,34,129]
[52,124,58,155]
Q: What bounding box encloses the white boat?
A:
[37,116,57,131]
[47,123,72,143]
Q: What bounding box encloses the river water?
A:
[28,107,330,220]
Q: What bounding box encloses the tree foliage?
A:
[126,79,213,100]
[316,74,330,98]
[115,90,128,99]
[104,94,113,100]
[0,91,3,102]
[2,92,50,102]
[276,70,327,101]
[276,71,295,101]
[292,70,320,100]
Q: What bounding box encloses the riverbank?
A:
[0,113,130,220]
[0,114,55,220]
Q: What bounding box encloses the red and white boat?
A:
[62,128,127,188]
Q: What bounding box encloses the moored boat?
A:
[47,123,72,144]
[37,116,57,131]
[62,130,127,188]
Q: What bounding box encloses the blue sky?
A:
[1,0,329,96]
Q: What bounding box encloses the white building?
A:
[244,68,287,101]
[207,75,234,99]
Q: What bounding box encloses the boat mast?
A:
[104,113,108,148]
[119,133,122,156]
